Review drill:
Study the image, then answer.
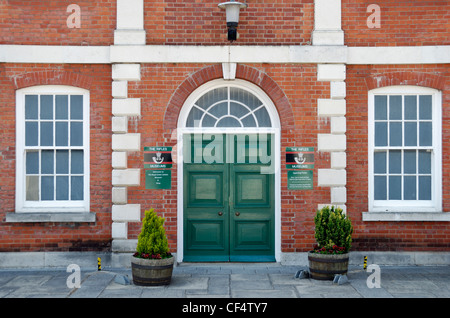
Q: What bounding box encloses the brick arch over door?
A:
[163,64,295,130]
[364,71,446,91]
[12,70,94,90]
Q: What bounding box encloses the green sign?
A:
[286,147,314,169]
[145,170,171,190]
[144,147,173,169]
[287,170,313,190]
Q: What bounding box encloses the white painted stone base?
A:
[280,251,450,267]
[1,251,448,269]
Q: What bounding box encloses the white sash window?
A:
[368,86,442,213]
[16,86,90,213]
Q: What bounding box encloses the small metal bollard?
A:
[333,274,349,285]
[97,257,101,271]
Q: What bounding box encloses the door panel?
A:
[184,164,229,261]
[230,164,274,261]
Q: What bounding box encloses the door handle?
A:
[218,211,223,216]
[235,211,240,216]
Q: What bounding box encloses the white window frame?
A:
[16,85,90,213]
[368,85,442,213]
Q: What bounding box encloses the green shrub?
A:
[313,206,353,254]
[135,209,171,259]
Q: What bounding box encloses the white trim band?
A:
[1,45,449,65]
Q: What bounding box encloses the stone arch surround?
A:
[163,64,295,131]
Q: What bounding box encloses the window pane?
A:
[374,122,387,146]
[56,150,69,174]
[231,87,262,111]
[70,122,83,146]
[71,150,84,174]
[55,95,68,119]
[404,122,417,146]
[40,122,53,146]
[389,176,401,200]
[41,150,54,174]
[374,96,387,120]
[26,151,39,174]
[25,95,38,119]
[56,176,69,200]
[389,122,402,146]
[25,122,38,146]
[41,176,54,200]
[254,107,271,127]
[240,115,257,127]
[389,150,401,174]
[196,87,227,110]
[40,95,53,120]
[389,96,402,120]
[202,113,216,127]
[186,107,203,127]
[419,176,431,200]
[403,176,416,200]
[209,102,228,118]
[374,176,387,200]
[55,122,68,146]
[419,95,432,120]
[404,96,417,120]
[230,102,248,118]
[419,122,432,146]
[71,176,84,200]
[70,95,83,120]
[403,150,416,174]
[418,150,431,174]
[26,176,39,201]
[374,151,386,174]
[216,117,241,127]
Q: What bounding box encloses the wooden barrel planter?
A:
[308,252,349,280]
[131,256,174,286]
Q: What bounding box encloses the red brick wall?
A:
[125,63,331,253]
[0,1,116,45]
[342,0,450,46]
[346,64,450,251]
[0,64,112,252]
[145,0,314,45]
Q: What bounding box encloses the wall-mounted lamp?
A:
[218,0,247,42]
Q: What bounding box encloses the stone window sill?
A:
[5,212,96,223]
[362,212,450,222]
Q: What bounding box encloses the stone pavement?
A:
[0,263,449,299]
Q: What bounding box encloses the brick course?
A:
[0,1,116,45]
[342,0,450,46]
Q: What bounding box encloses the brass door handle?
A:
[218,211,223,216]
[235,211,240,216]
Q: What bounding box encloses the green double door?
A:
[183,134,275,262]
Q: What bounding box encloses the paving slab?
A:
[0,264,448,299]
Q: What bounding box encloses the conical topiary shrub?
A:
[308,206,353,280]
[313,205,353,254]
[131,209,173,286]
[135,208,171,259]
